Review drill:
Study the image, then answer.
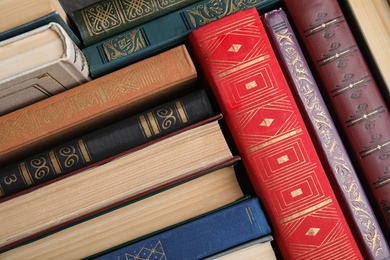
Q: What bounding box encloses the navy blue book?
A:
[0,11,81,47]
[0,89,213,198]
[82,0,281,77]
[92,197,271,259]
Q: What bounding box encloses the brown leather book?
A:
[0,45,197,166]
[284,0,390,239]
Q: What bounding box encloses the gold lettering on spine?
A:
[280,199,333,224]
[78,140,92,163]
[139,115,152,138]
[147,112,160,135]
[49,151,62,174]
[175,101,188,123]
[19,162,33,185]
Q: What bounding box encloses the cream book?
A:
[0,118,234,252]
[0,161,243,259]
[0,22,90,115]
[0,0,70,33]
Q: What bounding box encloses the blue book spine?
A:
[82,0,281,78]
[93,197,271,260]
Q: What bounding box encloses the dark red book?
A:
[283,0,390,239]
[189,7,363,259]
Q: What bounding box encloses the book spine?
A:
[263,8,390,259]
[0,45,197,167]
[283,0,390,238]
[189,8,363,259]
[72,0,200,46]
[0,90,214,198]
[82,0,281,77]
[94,198,270,260]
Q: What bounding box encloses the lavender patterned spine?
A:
[263,8,390,260]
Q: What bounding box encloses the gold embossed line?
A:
[18,162,34,186]
[331,76,371,97]
[317,45,358,67]
[280,198,333,224]
[215,54,271,79]
[246,207,255,225]
[359,139,390,159]
[139,112,161,138]
[345,106,386,127]
[373,175,390,189]
[304,16,344,36]
[77,139,92,163]
[249,128,303,153]
[175,101,188,123]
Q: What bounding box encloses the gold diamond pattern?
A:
[228,44,242,52]
[260,118,274,127]
[305,228,320,236]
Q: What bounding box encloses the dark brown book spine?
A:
[283,0,390,238]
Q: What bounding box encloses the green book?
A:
[72,0,200,46]
[82,0,281,77]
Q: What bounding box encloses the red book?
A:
[283,0,390,238]
[189,8,363,259]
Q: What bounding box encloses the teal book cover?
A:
[82,0,281,77]
[92,197,271,259]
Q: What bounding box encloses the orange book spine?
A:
[189,8,363,259]
[0,45,197,166]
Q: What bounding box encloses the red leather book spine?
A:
[189,7,363,259]
[283,0,390,237]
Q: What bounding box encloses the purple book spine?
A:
[263,8,390,260]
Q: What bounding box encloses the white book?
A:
[0,22,90,115]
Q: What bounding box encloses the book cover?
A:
[82,0,281,77]
[72,0,200,46]
[0,11,81,47]
[0,44,197,166]
[0,160,244,259]
[0,22,90,116]
[93,197,270,260]
[189,8,363,259]
[284,0,390,239]
[0,118,234,251]
[263,8,390,259]
[0,0,70,33]
[203,235,276,260]
[0,89,214,198]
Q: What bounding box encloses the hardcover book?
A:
[0,161,244,259]
[0,11,81,47]
[0,89,214,198]
[263,8,390,259]
[82,0,281,77]
[72,0,200,46]
[0,0,71,33]
[203,235,276,260]
[93,197,271,260]
[189,8,363,259]
[0,44,197,166]
[0,118,234,251]
[341,0,390,105]
[284,0,390,238]
[0,22,90,116]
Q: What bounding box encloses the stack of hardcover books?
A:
[1,0,389,259]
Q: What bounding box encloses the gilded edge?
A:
[186,0,265,28]
[274,18,384,255]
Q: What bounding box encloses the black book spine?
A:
[0,90,214,197]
